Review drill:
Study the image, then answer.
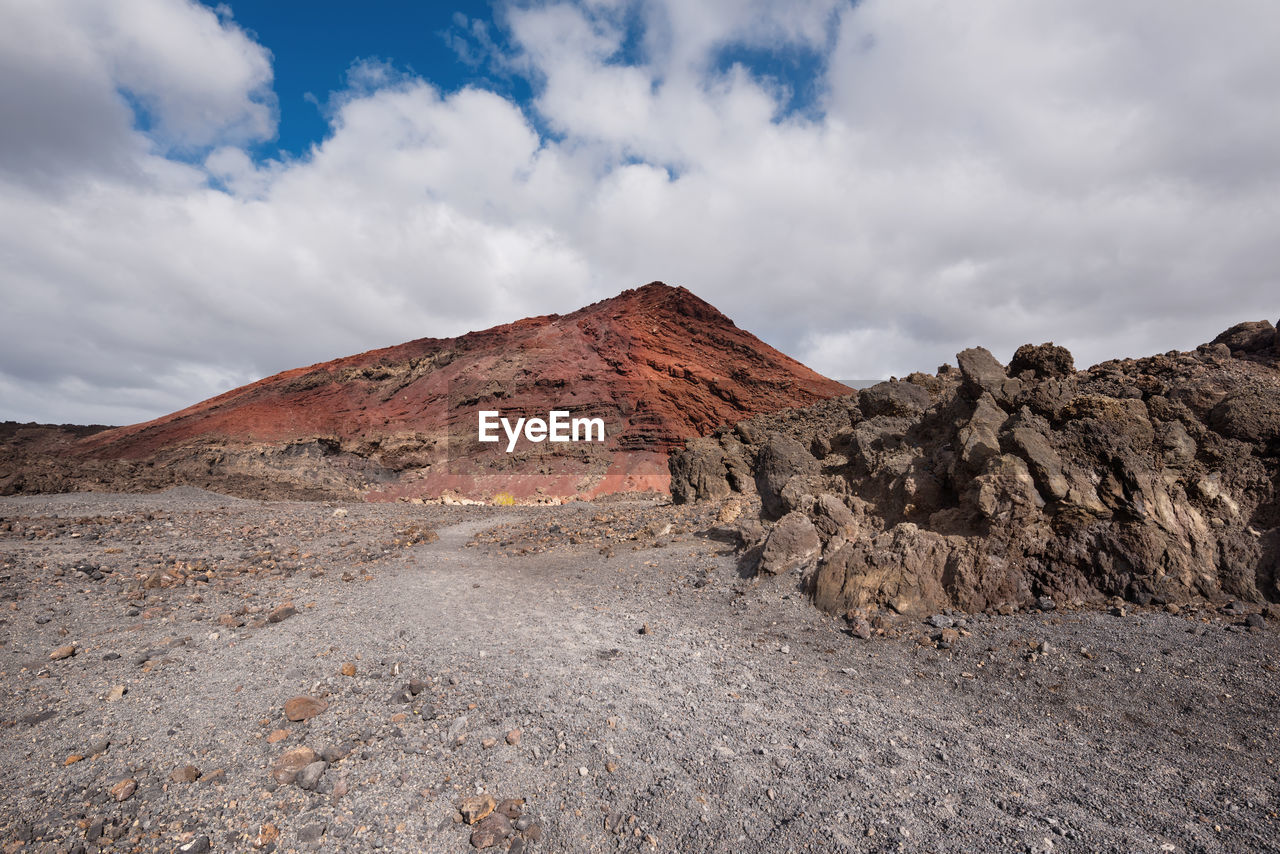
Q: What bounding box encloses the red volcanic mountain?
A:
[4,283,850,501]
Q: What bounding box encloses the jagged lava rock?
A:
[671,319,1280,614]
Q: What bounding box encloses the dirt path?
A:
[1,491,1278,853]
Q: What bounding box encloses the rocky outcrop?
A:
[1,283,849,502]
[671,321,1280,613]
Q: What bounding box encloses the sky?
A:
[1,0,1278,426]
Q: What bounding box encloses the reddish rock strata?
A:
[1,283,849,501]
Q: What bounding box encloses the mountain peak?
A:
[12,283,850,502]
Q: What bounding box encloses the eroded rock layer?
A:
[671,320,1280,612]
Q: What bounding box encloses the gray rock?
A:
[859,381,931,418]
[296,760,327,791]
[927,614,953,629]
[755,433,818,517]
[758,512,821,576]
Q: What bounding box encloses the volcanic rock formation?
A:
[1,283,849,501]
[670,319,1280,612]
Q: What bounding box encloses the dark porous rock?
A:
[758,512,821,576]
[1209,390,1280,446]
[669,444,731,504]
[1009,342,1075,379]
[469,811,512,849]
[859,380,931,418]
[177,836,211,853]
[1210,319,1275,354]
[755,433,818,517]
[671,318,1280,617]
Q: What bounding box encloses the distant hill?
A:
[1,283,851,501]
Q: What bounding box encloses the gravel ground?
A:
[1,489,1278,854]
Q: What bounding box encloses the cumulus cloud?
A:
[1,0,1278,425]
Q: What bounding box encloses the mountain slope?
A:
[4,283,851,501]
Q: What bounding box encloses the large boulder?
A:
[755,433,818,517]
[1211,320,1275,354]
[956,347,1019,403]
[1009,343,1075,379]
[669,443,730,504]
[758,511,822,575]
[859,381,931,418]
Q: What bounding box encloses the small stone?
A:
[255,823,279,848]
[497,798,525,819]
[267,603,298,623]
[407,678,426,694]
[340,662,357,677]
[470,812,512,849]
[298,822,326,843]
[170,764,201,783]
[109,778,137,802]
[1037,595,1057,611]
[639,623,650,635]
[63,754,84,766]
[50,644,76,660]
[284,696,328,722]
[178,836,211,853]
[296,760,327,791]
[938,628,960,645]
[578,766,589,777]
[106,685,126,701]
[523,823,542,842]
[1110,605,1127,617]
[606,761,618,773]
[1166,603,1182,615]
[271,747,319,784]
[87,737,110,756]
[848,616,873,640]
[505,729,522,746]
[1245,613,1266,629]
[926,614,953,629]
[481,737,497,749]
[266,728,290,744]
[458,793,496,824]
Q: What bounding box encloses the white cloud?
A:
[1,0,1278,425]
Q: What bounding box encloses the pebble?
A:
[340,662,356,677]
[927,614,953,629]
[284,696,328,722]
[106,685,126,701]
[169,764,201,783]
[298,822,326,843]
[506,729,522,746]
[458,794,496,824]
[109,779,137,802]
[470,812,511,849]
[296,760,327,791]
[271,747,319,784]
[1245,613,1266,629]
[178,836,211,853]
[267,603,298,623]
[49,644,76,661]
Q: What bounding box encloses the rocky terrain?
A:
[2,489,1278,853]
[670,319,1280,616]
[0,284,848,503]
